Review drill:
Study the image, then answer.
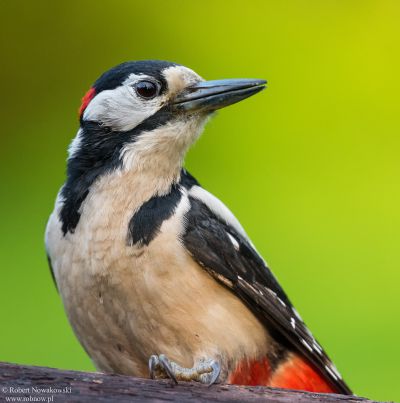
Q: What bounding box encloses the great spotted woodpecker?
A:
[46,60,352,394]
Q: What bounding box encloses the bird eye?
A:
[134,80,159,99]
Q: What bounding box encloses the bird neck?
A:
[118,116,208,193]
[60,116,207,235]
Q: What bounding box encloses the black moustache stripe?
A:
[59,105,174,236]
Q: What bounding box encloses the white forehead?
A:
[162,65,203,94]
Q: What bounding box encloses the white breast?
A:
[45,171,270,378]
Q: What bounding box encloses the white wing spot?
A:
[292,308,303,321]
[301,339,313,352]
[227,233,240,250]
[329,363,342,380]
[313,342,323,355]
[277,297,286,307]
[290,317,296,329]
[325,365,338,381]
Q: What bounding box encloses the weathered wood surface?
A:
[0,362,391,402]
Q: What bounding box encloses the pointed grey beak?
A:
[172,78,267,113]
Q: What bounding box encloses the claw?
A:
[159,354,178,384]
[207,360,221,386]
[148,355,158,380]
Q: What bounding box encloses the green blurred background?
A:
[1,1,399,401]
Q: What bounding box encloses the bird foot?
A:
[149,354,221,386]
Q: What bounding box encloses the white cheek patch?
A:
[82,68,202,132]
[83,73,166,132]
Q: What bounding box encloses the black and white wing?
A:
[181,171,352,395]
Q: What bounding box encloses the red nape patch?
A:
[269,355,335,393]
[228,358,271,386]
[79,87,96,117]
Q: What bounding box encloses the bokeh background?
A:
[1,1,399,401]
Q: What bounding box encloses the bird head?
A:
[69,60,266,179]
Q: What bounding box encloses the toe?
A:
[159,354,178,384]
[207,360,221,386]
[198,360,221,386]
[148,355,159,380]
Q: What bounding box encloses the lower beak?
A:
[172,78,267,113]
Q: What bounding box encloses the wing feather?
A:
[182,187,351,394]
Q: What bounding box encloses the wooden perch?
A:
[0,361,388,403]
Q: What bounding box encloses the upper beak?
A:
[172,78,267,113]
